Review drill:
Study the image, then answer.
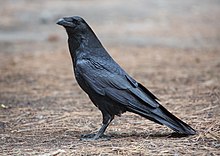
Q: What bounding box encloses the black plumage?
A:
[57,16,196,140]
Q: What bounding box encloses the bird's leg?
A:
[80,112,113,141]
[93,113,113,140]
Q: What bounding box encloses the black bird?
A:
[57,16,196,140]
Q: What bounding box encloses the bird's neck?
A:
[68,30,102,49]
[68,37,79,65]
[68,30,103,65]
[68,30,103,56]
[81,29,103,48]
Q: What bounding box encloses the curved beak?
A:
[56,18,74,27]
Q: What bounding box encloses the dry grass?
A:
[1,47,219,155]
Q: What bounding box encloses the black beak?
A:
[56,18,74,27]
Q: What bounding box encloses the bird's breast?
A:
[74,68,91,95]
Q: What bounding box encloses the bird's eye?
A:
[72,19,79,25]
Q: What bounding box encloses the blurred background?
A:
[1,0,219,51]
[0,0,220,155]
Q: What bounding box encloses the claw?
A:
[80,133,111,141]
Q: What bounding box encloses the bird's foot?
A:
[80,133,111,141]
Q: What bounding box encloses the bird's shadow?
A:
[110,132,190,139]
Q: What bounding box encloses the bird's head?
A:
[57,16,102,49]
[56,16,90,37]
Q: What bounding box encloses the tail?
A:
[128,104,196,135]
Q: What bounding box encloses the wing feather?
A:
[77,58,159,108]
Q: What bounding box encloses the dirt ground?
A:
[0,0,220,155]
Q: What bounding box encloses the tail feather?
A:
[128,104,196,135]
[157,105,196,135]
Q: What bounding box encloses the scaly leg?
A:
[80,111,114,141]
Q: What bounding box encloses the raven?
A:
[57,16,196,140]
